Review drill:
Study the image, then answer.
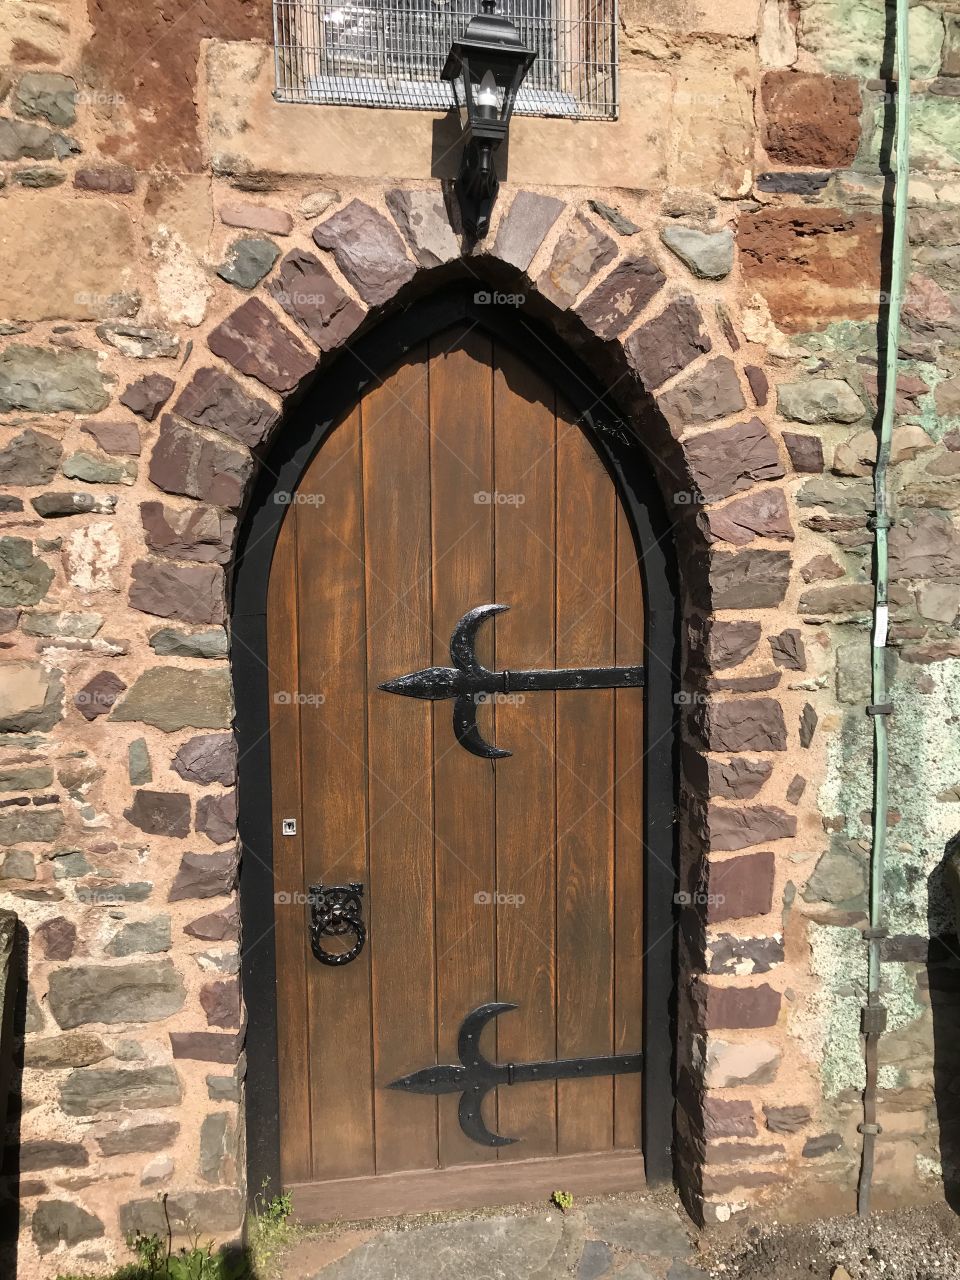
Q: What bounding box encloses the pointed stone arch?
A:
[137,188,796,1225]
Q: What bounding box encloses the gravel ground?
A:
[697,1203,960,1280]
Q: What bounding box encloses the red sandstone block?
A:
[704,850,776,923]
[697,980,782,1029]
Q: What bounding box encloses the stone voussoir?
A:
[491,190,565,272]
[207,296,315,394]
[682,416,784,502]
[575,253,667,341]
[626,296,712,390]
[312,199,417,307]
[658,355,746,432]
[700,488,794,545]
[141,502,236,566]
[268,249,366,353]
[537,211,618,309]
[386,188,460,267]
[173,367,278,448]
[148,415,252,510]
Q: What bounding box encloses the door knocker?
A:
[308,882,366,966]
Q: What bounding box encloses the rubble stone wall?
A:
[1,0,960,1273]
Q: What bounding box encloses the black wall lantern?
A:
[441,0,536,239]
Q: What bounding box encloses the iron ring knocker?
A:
[308,882,366,967]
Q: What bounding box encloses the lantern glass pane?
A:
[449,60,470,128]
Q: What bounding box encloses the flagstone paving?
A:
[277,1193,710,1280]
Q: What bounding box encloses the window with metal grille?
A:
[273,0,618,120]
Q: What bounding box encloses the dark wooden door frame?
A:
[232,285,680,1205]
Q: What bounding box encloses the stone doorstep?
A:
[275,1196,696,1279]
[280,1229,377,1280]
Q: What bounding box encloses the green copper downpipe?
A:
[857,0,910,1217]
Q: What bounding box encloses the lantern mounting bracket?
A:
[455,133,502,241]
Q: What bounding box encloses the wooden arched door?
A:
[266,325,647,1217]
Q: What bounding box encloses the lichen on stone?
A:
[885,658,960,936]
[794,922,866,1096]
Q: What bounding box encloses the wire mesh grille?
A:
[273,0,618,119]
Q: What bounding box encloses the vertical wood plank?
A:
[267,511,312,1183]
[362,349,439,1174]
[296,410,376,1180]
[492,347,558,1159]
[614,504,645,1150]
[429,329,499,1168]
[554,404,616,1155]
